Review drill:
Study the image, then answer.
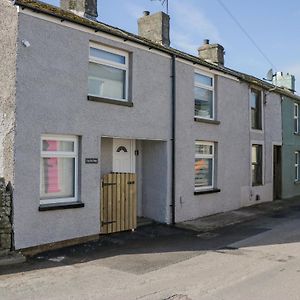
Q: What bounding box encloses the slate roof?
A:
[14,0,300,100]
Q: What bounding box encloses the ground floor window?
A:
[40,135,78,205]
[251,144,263,186]
[195,141,214,191]
[295,151,300,181]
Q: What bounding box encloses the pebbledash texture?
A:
[0,178,13,256]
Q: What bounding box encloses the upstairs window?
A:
[251,144,263,186]
[250,89,262,130]
[294,103,299,133]
[194,72,214,120]
[88,44,128,101]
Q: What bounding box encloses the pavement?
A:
[1,197,300,299]
[1,197,300,267]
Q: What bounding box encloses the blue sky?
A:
[45,0,300,91]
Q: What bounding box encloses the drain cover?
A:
[271,213,286,218]
[290,205,300,211]
[164,295,192,300]
[196,232,219,239]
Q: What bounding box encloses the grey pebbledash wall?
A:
[0,178,13,256]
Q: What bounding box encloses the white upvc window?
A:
[194,71,214,120]
[295,152,300,181]
[195,141,214,191]
[294,103,299,133]
[88,43,129,101]
[251,144,263,186]
[40,135,78,205]
[250,89,263,130]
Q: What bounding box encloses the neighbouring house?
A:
[0,0,299,252]
[273,72,300,199]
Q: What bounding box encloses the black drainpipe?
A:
[171,54,176,225]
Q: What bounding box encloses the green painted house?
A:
[274,72,300,199]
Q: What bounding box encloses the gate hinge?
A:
[102,182,117,188]
[101,220,117,226]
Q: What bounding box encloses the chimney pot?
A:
[204,39,209,45]
[143,11,150,16]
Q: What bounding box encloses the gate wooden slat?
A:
[111,173,116,233]
[107,173,113,233]
[120,174,125,231]
[100,179,105,234]
[116,173,121,232]
[112,173,117,233]
[124,173,127,230]
[131,174,137,229]
[128,173,132,229]
[127,173,131,230]
[102,176,108,234]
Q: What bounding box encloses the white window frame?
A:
[195,141,215,191]
[194,70,215,120]
[88,43,129,101]
[251,142,264,186]
[250,88,264,132]
[294,103,299,133]
[40,134,79,205]
[295,151,299,182]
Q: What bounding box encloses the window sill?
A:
[194,188,221,195]
[87,96,133,107]
[294,180,300,185]
[294,133,300,136]
[39,202,84,211]
[194,118,220,125]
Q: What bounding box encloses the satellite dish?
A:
[264,69,274,81]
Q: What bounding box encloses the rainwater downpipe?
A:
[171,54,176,225]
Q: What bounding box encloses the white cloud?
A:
[171,31,200,54]
[284,63,300,77]
[170,1,221,54]
[126,3,146,20]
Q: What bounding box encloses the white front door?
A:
[112,139,135,173]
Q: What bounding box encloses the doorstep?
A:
[0,252,26,266]
[176,197,300,233]
[176,210,259,233]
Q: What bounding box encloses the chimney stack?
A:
[138,11,170,47]
[198,39,225,66]
[273,72,296,93]
[60,0,98,20]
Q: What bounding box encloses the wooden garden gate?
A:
[100,173,137,234]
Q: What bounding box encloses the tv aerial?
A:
[263,69,275,82]
[151,0,169,14]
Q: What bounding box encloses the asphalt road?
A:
[1,210,300,300]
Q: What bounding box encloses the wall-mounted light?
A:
[21,39,30,47]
